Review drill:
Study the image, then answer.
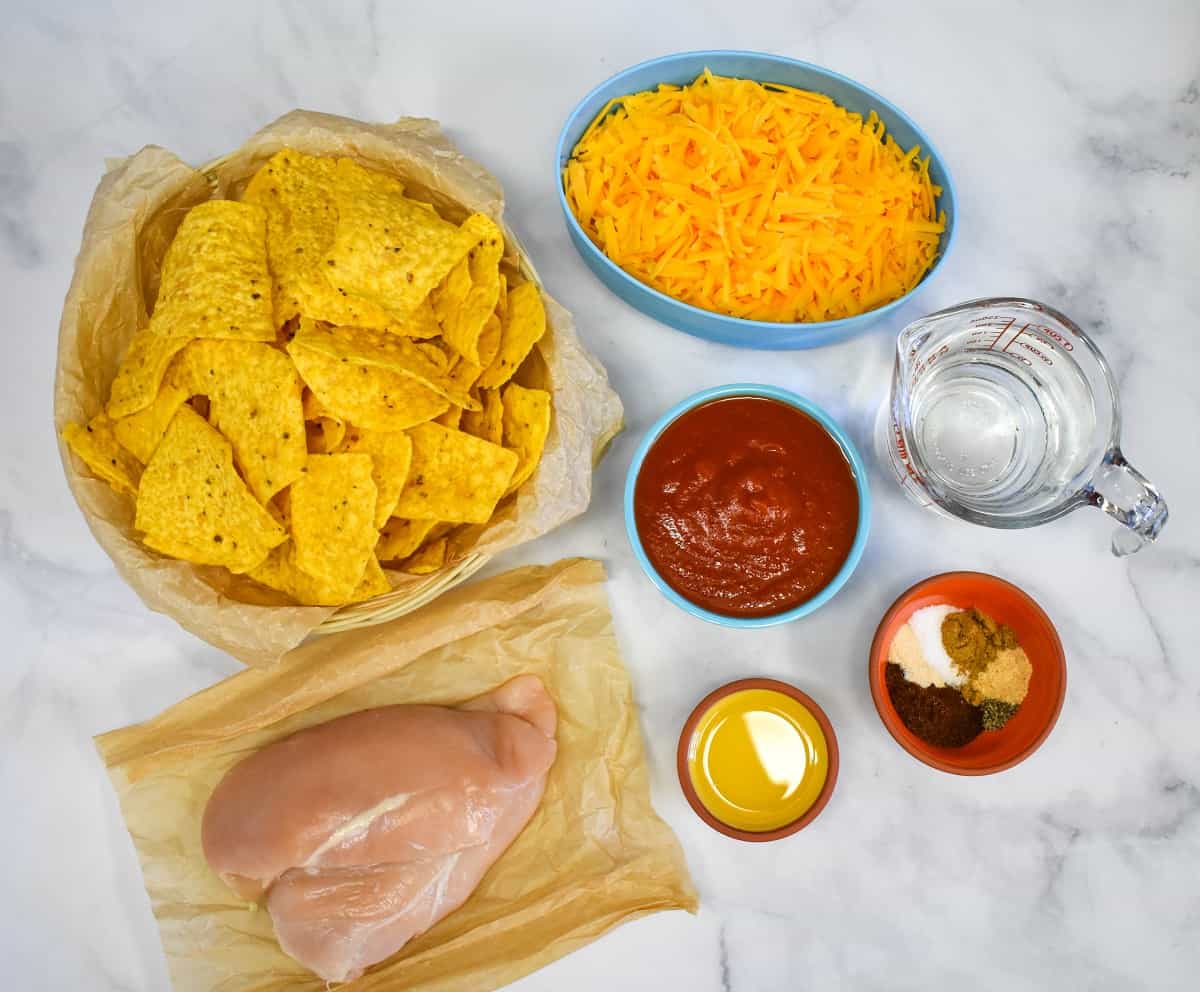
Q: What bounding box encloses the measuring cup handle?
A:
[1086,447,1169,556]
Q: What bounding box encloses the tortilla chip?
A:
[111,383,190,463]
[513,342,552,392]
[307,417,344,454]
[288,452,377,597]
[400,537,447,575]
[301,389,330,422]
[476,312,503,370]
[495,271,508,320]
[323,158,480,319]
[134,406,285,572]
[243,149,336,327]
[461,388,504,445]
[430,256,470,336]
[62,413,143,497]
[477,281,547,389]
[289,320,479,410]
[249,542,390,606]
[414,339,453,374]
[170,340,306,504]
[446,521,486,560]
[107,330,193,418]
[337,427,414,527]
[431,213,504,364]
[289,337,449,431]
[301,389,345,453]
[242,150,406,335]
[399,297,442,339]
[435,406,463,430]
[355,554,393,600]
[148,200,274,342]
[391,422,518,523]
[450,355,484,395]
[376,517,439,561]
[501,383,552,494]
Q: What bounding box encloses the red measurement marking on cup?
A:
[965,315,1059,368]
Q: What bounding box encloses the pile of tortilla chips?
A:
[62,149,551,607]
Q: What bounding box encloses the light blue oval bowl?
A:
[556,50,957,349]
[624,384,872,627]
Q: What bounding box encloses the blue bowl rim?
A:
[623,383,873,628]
[555,49,958,338]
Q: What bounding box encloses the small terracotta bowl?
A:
[869,572,1066,775]
[676,678,839,841]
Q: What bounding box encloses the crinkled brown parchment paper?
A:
[96,558,696,992]
[54,111,624,666]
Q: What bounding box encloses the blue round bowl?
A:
[557,50,957,350]
[624,384,872,627]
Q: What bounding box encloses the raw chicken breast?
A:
[201,675,557,983]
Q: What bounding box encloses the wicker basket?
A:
[57,119,622,667]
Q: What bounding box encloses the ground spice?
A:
[969,646,1033,707]
[942,608,1018,682]
[981,699,1020,731]
[885,662,983,748]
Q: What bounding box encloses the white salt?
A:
[907,604,965,687]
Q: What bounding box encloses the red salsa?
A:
[634,396,860,617]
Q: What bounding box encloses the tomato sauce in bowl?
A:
[628,390,867,623]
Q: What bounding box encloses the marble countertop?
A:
[3,1,1198,988]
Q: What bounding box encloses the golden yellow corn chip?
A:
[448,355,484,395]
[430,256,471,334]
[414,339,453,373]
[431,214,504,364]
[62,413,143,497]
[446,521,486,560]
[513,342,552,391]
[289,321,480,410]
[501,383,552,494]
[301,389,346,453]
[111,383,190,463]
[477,312,503,370]
[356,554,393,600]
[401,297,443,338]
[476,281,547,389]
[290,341,449,431]
[301,389,331,421]
[148,200,274,342]
[496,272,508,320]
[306,417,342,453]
[134,406,286,572]
[460,388,504,445]
[243,149,337,327]
[401,537,447,575]
[107,330,192,418]
[435,406,463,429]
[170,340,306,504]
[323,158,480,319]
[249,542,391,606]
[289,452,377,596]
[245,150,427,336]
[392,422,517,523]
[337,427,414,527]
[376,517,439,561]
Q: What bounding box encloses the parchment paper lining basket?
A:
[55,112,624,663]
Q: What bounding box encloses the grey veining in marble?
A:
[2,0,1198,989]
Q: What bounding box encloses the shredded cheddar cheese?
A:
[564,71,946,324]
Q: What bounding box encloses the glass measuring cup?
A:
[877,298,1167,555]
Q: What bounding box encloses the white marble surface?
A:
[3,0,1199,988]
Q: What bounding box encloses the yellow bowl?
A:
[676,678,839,841]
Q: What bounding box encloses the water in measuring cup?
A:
[907,349,1098,517]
